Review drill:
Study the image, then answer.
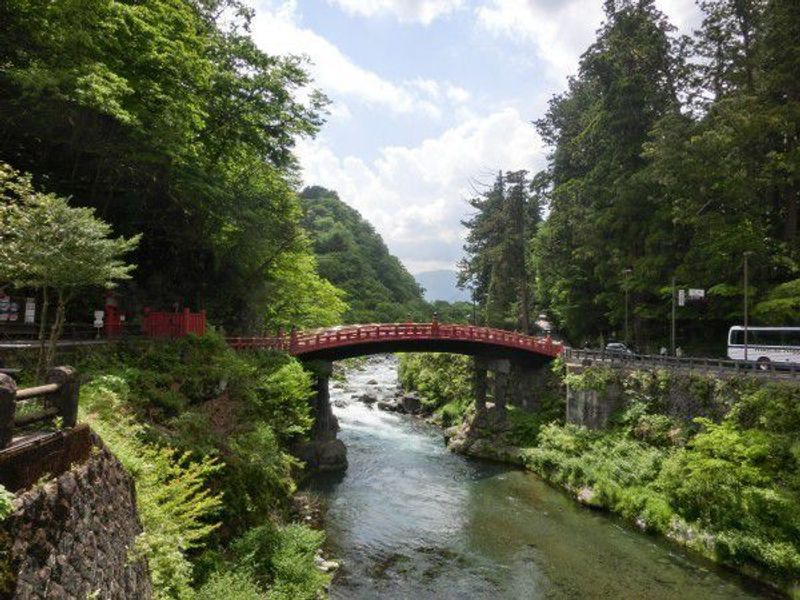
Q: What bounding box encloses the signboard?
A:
[688,288,705,300]
[678,289,686,307]
[7,301,18,322]
[93,310,105,329]
[0,293,8,322]
[24,298,35,324]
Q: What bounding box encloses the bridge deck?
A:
[229,323,563,359]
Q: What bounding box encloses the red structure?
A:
[103,292,124,338]
[228,323,563,360]
[142,308,206,338]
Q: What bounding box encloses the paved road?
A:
[564,347,800,381]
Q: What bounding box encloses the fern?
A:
[80,377,223,599]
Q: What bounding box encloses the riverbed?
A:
[308,355,774,600]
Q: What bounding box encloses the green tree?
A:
[0,0,328,332]
[459,171,541,330]
[299,186,429,323]
[0,162,139,373]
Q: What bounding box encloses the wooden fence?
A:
[0,367,79,449]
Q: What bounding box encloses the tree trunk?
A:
[36,288,50,381]
[45,291,68,372]
[783,183,798,245]
[519,277,531,333]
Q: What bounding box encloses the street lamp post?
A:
[743,251,754,362]
[622,268,633,346]
[670,276,676,356]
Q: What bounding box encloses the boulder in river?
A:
[292,438,348,472]
[366,379,379,385]
[377,399,399,412]
[445,409,524,465]
[358,393,378,405]
[314,552,340,573]
[400,395,422,414]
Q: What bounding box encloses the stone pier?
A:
[292,361,348,472]
[473,356,548,413]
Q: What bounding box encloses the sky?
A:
[251,0,703,274]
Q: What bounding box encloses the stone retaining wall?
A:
[1,437,152,599]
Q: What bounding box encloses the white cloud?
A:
[476,0,604,81]
[445,84,471,103]
[659,0,703,32]
[476,0,703,83]
[297,108,545,273]
[327,0,464,25]
[251,2,442,117]
[409,78,471,105]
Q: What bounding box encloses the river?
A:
[308,355,774,600]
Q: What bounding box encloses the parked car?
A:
[605,342,634,355]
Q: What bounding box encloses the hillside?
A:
[299,186,429,323]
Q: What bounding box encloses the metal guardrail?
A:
[563,348,800,380]
[0,367,79,449]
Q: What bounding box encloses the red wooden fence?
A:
[142,308,206,338]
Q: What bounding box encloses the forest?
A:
[0,0,343,333]
[299,186,431,323]
[0,2,462,598]
[459,0,800,353]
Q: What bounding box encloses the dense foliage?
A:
[403,353,800,590]
[458,171,542,331]
[0,163,139,372]
[459,0,800,352]
[300,186,430,323]
[521,368,800,589]
[77,334,329,599]
[398,353,473,426]
[0,0,339,332]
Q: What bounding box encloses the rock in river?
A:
[358,393,378,405]
[377,399,399,412]
[400,395,422,414]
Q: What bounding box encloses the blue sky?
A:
[251,0,702,274]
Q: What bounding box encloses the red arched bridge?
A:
[228,322,564,363]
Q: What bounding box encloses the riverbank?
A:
[316,354,775,599]
[70,334,331,599]
[397,353,800,599]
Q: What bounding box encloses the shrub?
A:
[226,424,299,525]
[248,358,314,443]
[729,382,800,433]
[195,569,266,600]
[80,377,223,600]
[0,486,13,521]
[563,367,618,392]
[230,522,329,600]
[265,524,329,600]
[398,353,472,413]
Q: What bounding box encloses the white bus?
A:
[727,326,800,366]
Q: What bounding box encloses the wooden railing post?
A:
[46,366,79,429]
[0,374,16,449]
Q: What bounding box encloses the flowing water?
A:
[308,355,775,600]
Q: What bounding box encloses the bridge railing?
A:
[0,367,79,449]
[563,348,800,380]
[228,323,563,357]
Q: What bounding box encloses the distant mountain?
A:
[300,186,429,323]
[415,270,471,303]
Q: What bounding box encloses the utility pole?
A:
[622,268,633,346]
[743,251,754,362]
[670,276,676,356]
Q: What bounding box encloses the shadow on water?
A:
[306,355,779,600]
